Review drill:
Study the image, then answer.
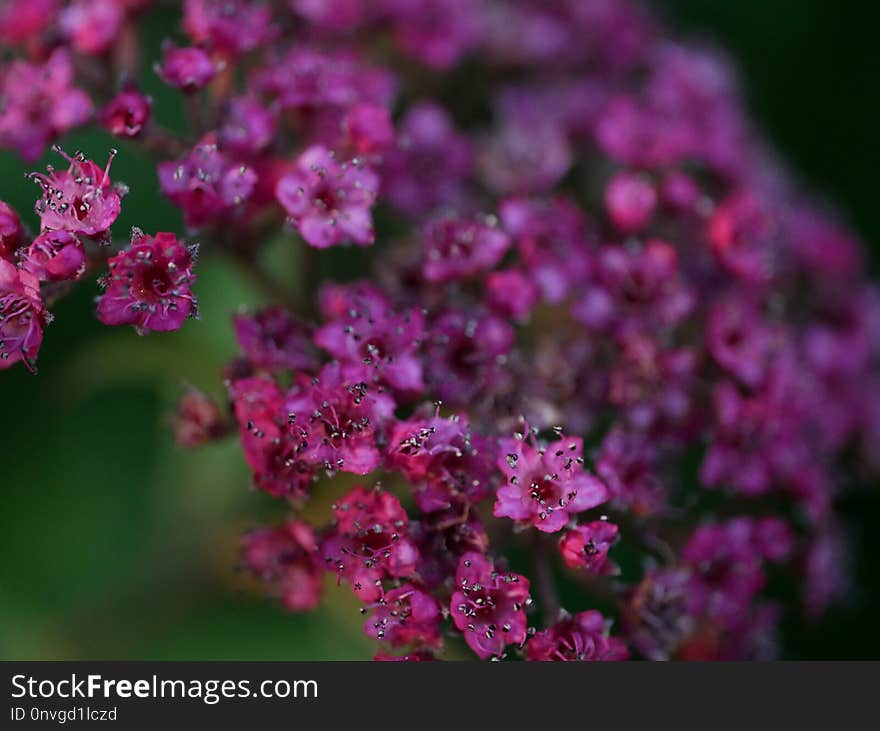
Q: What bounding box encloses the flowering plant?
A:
[2,0,878,661]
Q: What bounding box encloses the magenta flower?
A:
[706,297,773,388]
[276,146,379,249]
[219,96,276,154]
[421,215,511,283]
[229,375,314,498]
[0,201,23,262]
[383,102,473,217]
[480,120,571,195]
[0,0,57,48]
[682,519,773,621]
[255,47,394,112]
[707,190,773,282]
[559,521,619,574]
[382,0,481,70]
[572,240,693,335]
[182,0,275,57]
[0,49,93,161]
[596,426,666,516]
[485,269,538,321]
[499,196,592,304]
[314,282,425,394]
[30,148,121,239]
[495,433,608,533]
[157,45,219,92]
[450,552,530,659]
[293,0,371,32]
[423,309,514,408]
[700,380,792,496]
[363,583,442,649]
[242,520,322,612]
[624,568,694,661]
[320,485,420,602]
[413,510,489,591]
[604,170,657,233]
[19,230,86,283]
[100,87,152,139]
[97,231,198,334]
[158,135,256,229]
[59,0,124,56]
[388,410,496,512]
[0,260,46,372]
[233,306,316,373]
[284,361,395,475]
[342,103,395,156]
[173,387,225,449]
[526,611,628,661]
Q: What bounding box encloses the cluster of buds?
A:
[1,0,878,660]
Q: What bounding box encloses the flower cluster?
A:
[1,0,878,661]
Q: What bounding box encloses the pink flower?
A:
[480,121,571,195]
[173,387,225,449]
[494,433,608,533]
[157,45,219,92]
[559,521,619,574]
[572,240,692,335]
[284,361,395,475]
[60,0,125,56]
[387,410,496,513]
[30,148,121,239]
[0,0,57,48]
[233,306,316,372]
[363,583,442,649]
[229,376,314,498]
[604,170,657,232]
[321,485,420,602]
[97,231,198,334]
[707,190,774,282]
[485,269,538,321]
[243,520,322,612]
[0,201,23,262]
[19,230,86,282]
[276,146,379,248]
[597,426,665,516]
[219,96,276,154]
[421,215,510,283]
[100,87,152,139]
[423,309,514,408]
[382,102,473,217]
[382,0,481,70]
[526,611,629,661]
[0,259,46,372]
[450,552,530,659]
[254,47,394,112]
[183,0,275,57]
[706,297,773,388]
[0,49,93,161]
[158,135,256,229]
[342,104,395,156]
[313,282,425,394]
[499,196,593,304]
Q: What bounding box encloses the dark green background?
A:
[0,1,878,659]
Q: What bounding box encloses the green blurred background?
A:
[1,1,878,660]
